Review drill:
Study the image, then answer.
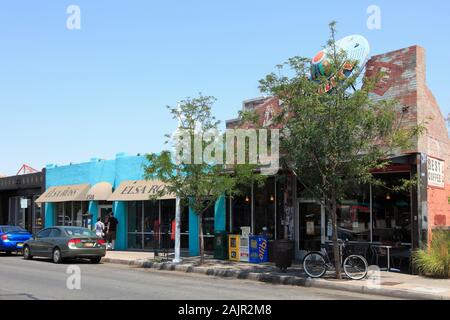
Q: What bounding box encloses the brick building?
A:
[366,46,450,244]
[222,45,450,271]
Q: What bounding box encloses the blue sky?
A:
[0,0,449,175]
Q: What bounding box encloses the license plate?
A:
[16,243,24,248]
[83,242,94,248]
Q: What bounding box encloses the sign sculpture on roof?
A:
[311,34,370,93]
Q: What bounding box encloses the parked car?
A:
[23,226,106,264]
[0,225,32,254]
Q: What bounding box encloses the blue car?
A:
[0,226,32,254]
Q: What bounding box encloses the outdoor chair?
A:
[390,247,412,272]
[370,245,388,268]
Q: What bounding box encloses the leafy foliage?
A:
[252,22,423,278]
[144,94,264,264]
[413,230,450,278]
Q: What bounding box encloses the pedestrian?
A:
[94,217,105,239]
[106,213,119,251]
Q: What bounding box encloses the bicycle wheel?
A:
[303,252,327,278]
[343,255,368,280]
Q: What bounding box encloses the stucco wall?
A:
[44,154,148,250]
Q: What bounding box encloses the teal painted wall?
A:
[44,153,227,255]
[215,195,226,232]
[189,206,199,256]
[114,201,127,249]
[188,195,226,256]
[44,153,148,251]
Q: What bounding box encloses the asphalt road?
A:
[0,253,394,300]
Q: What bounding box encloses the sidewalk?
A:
[102,251,450,300]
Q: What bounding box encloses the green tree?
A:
[144,95,265,264]
[256,22,423,279]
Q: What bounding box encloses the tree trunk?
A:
[330,188,342,279]
[199,213,205,265]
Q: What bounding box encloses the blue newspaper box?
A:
[249,236,269,264]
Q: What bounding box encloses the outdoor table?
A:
[371,244,402,272]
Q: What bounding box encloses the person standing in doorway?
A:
[95,218,105,239]
[106,213,119,251]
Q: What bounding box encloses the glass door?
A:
[8,197,29,231]
[32,195,44,234]
[297,200,324,254]
[98,205,113,222]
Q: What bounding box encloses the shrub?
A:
[413,230,450,278]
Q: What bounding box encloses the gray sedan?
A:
[23,226,106,264]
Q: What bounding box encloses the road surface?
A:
[0,253,394,300]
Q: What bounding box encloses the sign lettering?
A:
[428,157,445,188]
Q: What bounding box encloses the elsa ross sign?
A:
[311,35,370,93]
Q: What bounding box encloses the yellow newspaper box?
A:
[228,235,240,261]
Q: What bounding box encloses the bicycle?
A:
[303,239,368,280]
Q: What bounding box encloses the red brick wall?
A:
[367,46,450,237]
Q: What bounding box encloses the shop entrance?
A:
[8,197,29,230]
[296,200,324,259]
[98,204,113,222]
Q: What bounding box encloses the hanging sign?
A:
[428,156,445,188]
[311,34,370,93]
[20,198,28,209]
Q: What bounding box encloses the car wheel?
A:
[5,251,12,256]
[52,248,63,264]
[90,257,102,264]
[23,246,33,260]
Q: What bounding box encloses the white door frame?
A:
[98,204,113,220]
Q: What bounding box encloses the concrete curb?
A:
[101,258,449,300]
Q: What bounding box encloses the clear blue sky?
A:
[1,0,449,175]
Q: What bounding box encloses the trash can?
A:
[249,236,269,264]
[214,231,228,260]
[228,235,240,261]
[273,239,295,272]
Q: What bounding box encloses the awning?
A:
[35,184,90,203]
[85,182,113,201]
[107,180,175,201]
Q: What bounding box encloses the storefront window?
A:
[253,178,276,239]
[127,200,187,251]
[143,201,159,250]
[128,201,143,249]
[332,184,371,242]
[372,172,412,244]
[55,202,88,227]
[320,172,412,245]
[32,195,44,234]
[230,188,251,234]
[276,179,286,240]
[181,206,189,249]
[203,205,215,252]
[298,202,322,251]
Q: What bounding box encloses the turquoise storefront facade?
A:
[43,153,226,254]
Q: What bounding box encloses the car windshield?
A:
[1,226,27,233]
[64,228,96,237]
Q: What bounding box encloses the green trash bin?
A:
[214,231,228,260]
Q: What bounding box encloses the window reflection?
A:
[372,173,412,244]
